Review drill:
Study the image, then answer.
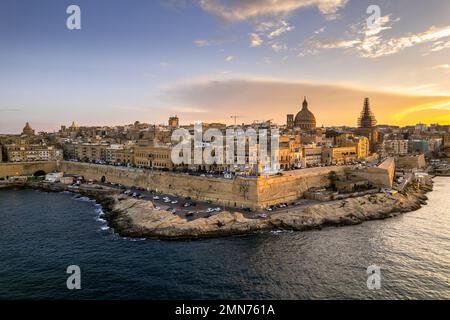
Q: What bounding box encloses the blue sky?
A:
[1,0,449,133]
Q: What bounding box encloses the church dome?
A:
[294,97,316,130]
[22,122,35,136]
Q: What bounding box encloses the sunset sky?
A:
[1,0,449,133]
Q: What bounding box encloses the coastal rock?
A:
[106,197,271,239]
[9,176,433,239]
[103,176,433,239]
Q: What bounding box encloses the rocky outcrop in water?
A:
[103,177,434,239]
[104,195,271,239]
[3,178,432,239]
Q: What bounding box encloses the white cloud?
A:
[249,20,294,51]
[198,0,349,22]
[225,55,234,61]
[193,37,237,48]
[314,26,326,34]
[429,40,450,52]
[430,64,450,71]
[301,14,450,59]
[193,39,210,47]
[271,42,287,52]
[197,1,346,54]
[267,20,295,39]
[360,24,450,58]
[249,33,263,47]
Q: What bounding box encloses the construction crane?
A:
[230,115,244,125]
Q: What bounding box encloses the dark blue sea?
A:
[0,177,449,299]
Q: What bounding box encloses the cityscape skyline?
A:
[1,0,450,305]
[2,92,448,135]
[1,0,450,133]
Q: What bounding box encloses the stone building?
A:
[4,143,63,162]
[335,133,369,160]
[68,143,109,162]
[443,134,450,148]
[168,116,179,129]
[384,139,409,155]
[105,144,136,164]
[115,148,134,165]
[279,135,301,170]
[59,121,79,138]
[287,97,316,130]
[134,143,174,169]
[322,146,358,165]
[302,145,322,167]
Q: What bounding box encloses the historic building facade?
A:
[287,97,317,130]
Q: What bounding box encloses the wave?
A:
[73,196,95,203]
[270,230,294,235]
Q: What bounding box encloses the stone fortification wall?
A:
[0,161,58,178]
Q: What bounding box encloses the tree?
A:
[328,171,339,191]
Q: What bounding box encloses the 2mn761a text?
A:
[175,304,275,317]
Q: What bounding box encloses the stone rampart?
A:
[0,161,58,178]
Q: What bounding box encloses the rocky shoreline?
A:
[104,178,433,239]
[1,177,434,239]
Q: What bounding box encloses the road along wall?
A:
[60,162,349,209]
[60,162,258,209]
[1,161,394,209]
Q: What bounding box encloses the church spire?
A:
[302,96,308,110]
[358,97,377,128]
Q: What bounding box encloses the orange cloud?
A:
[161,77,450,126]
